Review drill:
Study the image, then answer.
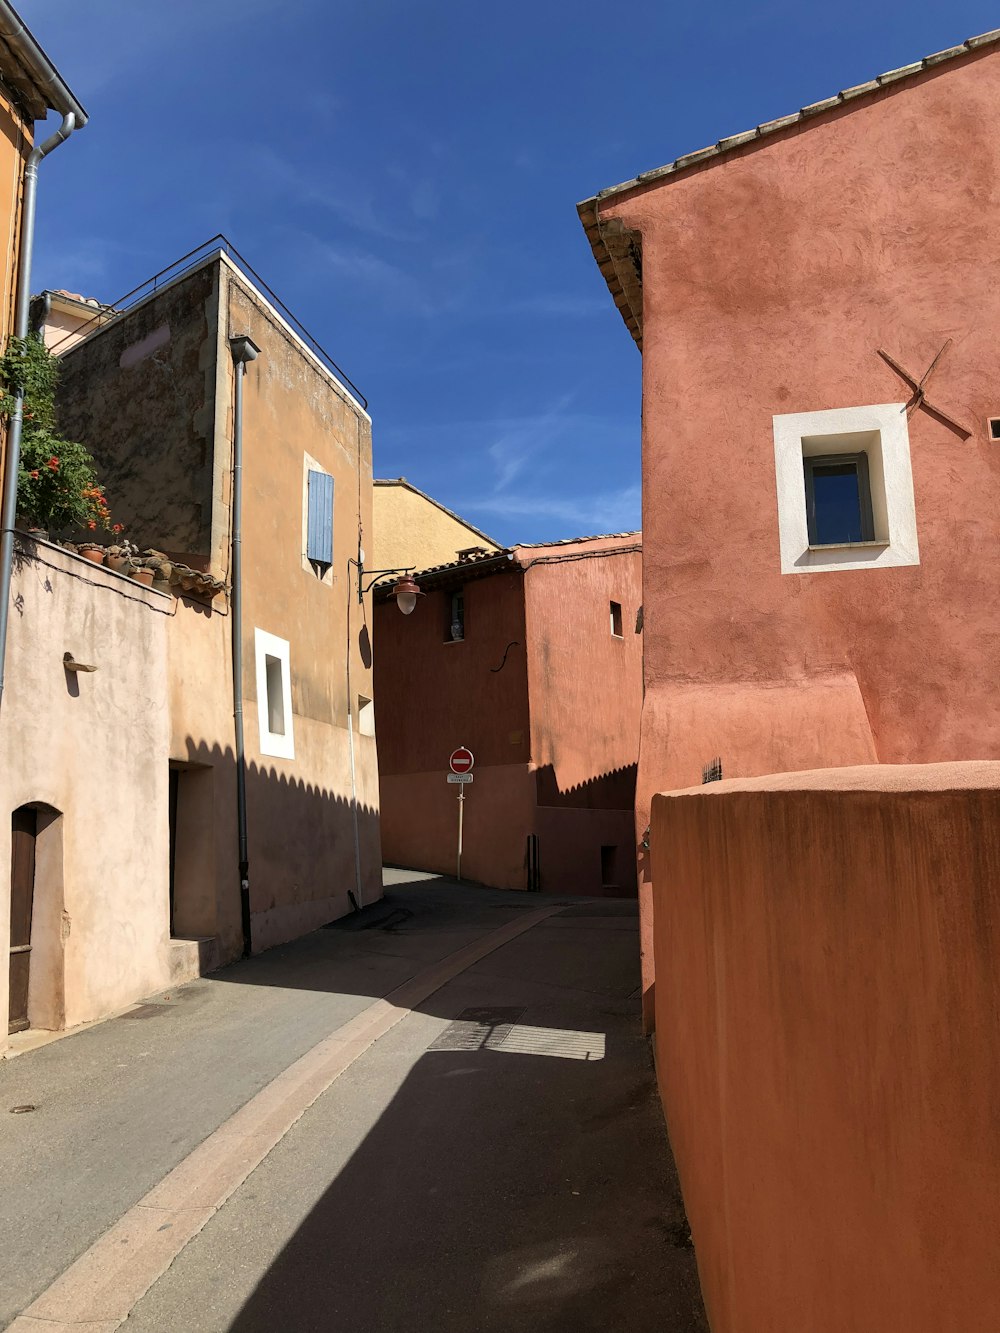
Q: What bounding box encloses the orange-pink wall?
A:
[521,539,642,895]
[650,761,1000,1333]
[599,48,1000,1021]
[375,540,643,894]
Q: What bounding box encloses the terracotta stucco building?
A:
[580,28,1000,1026]
[375,533,641,895]
[582,27,1000,1333]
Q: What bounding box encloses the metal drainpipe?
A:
[0,111,79,717]
[229,334,259,957]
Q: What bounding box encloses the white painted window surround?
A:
[772,403,920,575]
[254,628,294,760]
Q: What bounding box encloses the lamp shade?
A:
[393,574,423,615]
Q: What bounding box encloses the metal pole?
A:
[229,335,259,957]
[0,113,78,718]
[231,358,251,957]
[457,787,465,883]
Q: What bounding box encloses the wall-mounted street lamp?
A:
[350,552,424,615]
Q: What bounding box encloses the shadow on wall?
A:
[170,739,382,956]
[534,762,637,810]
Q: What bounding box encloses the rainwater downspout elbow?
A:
[0,112,80,718]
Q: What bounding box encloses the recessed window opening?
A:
[357,695,375,737]
[804,453,874,546]
[610,601,623,637]
[989,417,1000,440]
[306,468,334,577]
[600,845,619,887]
[447,589,465,642]
[265,655,285,735]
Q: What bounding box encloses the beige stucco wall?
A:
[373,481,499,573]
[0,539,173,1044]
[49,252,383,967]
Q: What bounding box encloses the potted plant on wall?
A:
[0,334,121,547]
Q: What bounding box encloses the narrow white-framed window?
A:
[610,600,623,637]
[254,628,294,759]
[772,403,920,574]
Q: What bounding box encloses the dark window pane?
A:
[811,462,863,544]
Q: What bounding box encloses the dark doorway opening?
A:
[601,844,619,892]
[9,807,37,1034]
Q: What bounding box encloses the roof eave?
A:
[0,1,87,125]
[578,28,1000,351]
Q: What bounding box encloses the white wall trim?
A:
[772,402,920,574]
[254,628,295,760]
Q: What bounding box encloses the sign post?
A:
[448,747,475,882]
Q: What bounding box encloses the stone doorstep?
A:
[2,936,221,1060]
[168,935,220,987]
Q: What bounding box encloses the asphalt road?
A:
[1,871,706,1331]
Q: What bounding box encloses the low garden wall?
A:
[650,761,1000,1332]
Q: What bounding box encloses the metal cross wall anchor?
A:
[877,339,972,438]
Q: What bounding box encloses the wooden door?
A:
[9,807,37,1034]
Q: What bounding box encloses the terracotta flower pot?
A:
[131,567,155,586]
[106,554,129,573]
[80,547,105,565]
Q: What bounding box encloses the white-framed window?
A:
[772,403,920,574]
[254,628,294,760]
[610,600,623,637]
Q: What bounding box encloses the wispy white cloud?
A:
[464,485,641,536]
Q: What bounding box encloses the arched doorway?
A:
[8,807,36,1033]
[8,804,65,1035]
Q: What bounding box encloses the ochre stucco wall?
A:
[649,761,1000,1333]
[223,264,382,946]
[0,541,173,1042]
[599,47,1000,1022]
[372,481,499,574]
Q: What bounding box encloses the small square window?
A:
[446,590,465,642]
[610,601,623,637]
[989,417,1000,440]
[803,453,874,546]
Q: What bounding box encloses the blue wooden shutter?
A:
[307,470,334,565]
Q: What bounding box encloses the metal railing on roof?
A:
[46,234,368,410]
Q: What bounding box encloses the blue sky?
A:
[22,0,1000,544]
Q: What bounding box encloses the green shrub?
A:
[0,334,120,535]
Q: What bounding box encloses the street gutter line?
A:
[7,905,562,1332]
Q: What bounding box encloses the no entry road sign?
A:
[449,746,475,774]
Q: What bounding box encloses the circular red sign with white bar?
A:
[449,746,475,774]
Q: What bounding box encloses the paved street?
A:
[1,871,706,1332]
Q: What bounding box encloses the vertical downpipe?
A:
[229,335,258,957]
[0,113,78,718]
